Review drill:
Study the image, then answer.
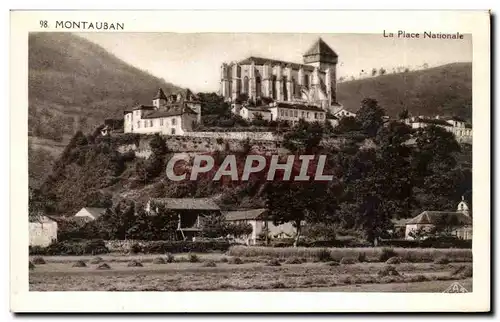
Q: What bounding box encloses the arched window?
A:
[304,74,310,89]
[282,76,288,101]
[271,75,277,100]
[243,76,249,94]
[291,77,296,96]
[256,76,261,97]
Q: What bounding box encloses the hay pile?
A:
[385,256,403,264]
[96,263,111,270]
[202,261,217,267]
[32,256,46,264]
[152,257,166,264]
[127,260,143,267]
[90,256,103,264]
[72,260,87,267]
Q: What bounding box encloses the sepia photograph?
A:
[10,9,490,312]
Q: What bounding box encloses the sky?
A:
[80,33,472,93]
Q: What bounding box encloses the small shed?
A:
[146,198,221,240]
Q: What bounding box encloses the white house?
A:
[403,116,472,142]
[124,88,201,136]
[237,105,273,121]
[330,105,357,119]
[74,207,107,221]
[29,215,58,247]
[404,200,472,240]
[224,208,296,245]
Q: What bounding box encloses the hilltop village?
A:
[122,38,472,143]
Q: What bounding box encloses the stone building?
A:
[124,88,201,135]
[220,38,342,113]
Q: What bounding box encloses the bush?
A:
[32,256,46,264]
[202,260,217,267]
[29,239,109,256]
[434,256,450,264]
[220,257,229,263]
[379,248,398,262]
[188,254,200,263]
[316,249,333,262]
[339,257,358,265]
[385,256,402,264]
[378,265,400,277]
[325,261,339,266]
[139,241,231,254]
[378,238,472,249]
[72,260,87,267]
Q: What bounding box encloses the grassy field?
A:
[29,252,473,292]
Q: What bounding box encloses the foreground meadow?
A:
[29,247,473,292]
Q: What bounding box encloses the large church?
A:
[220,38,341,113]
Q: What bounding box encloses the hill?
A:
[28,32,182,187]
[29,32,181,141]
[337,62,472,120]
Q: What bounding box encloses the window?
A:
[171,128,176,135]
[149,120,153,127]
[160,118,163,126]
[294,110,298,117]
[172,118,177,126]
[307,112,310,118]
[243,76,249,94]
[256,76,261,97]
[304,74,310,89]
[144,121,147,128]
[301,112,305,118]
[137,121,140,128]
[315,112,318,119]
[319,113,324,119]
[271,75,277,99]
[280,109,284,116]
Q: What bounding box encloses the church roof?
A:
[238,57,315,71]
[303,38,338,58]
[153,88,168,100]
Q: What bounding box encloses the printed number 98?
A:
[40,20,48,28]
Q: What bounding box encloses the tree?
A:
[283,119,324,154]
[335,116,361,133]
[356,98,386,137]
[379,68,386,75]
[398,108,409,120]
[371,68,377,77]
[265,181,331,246]
[149,133,168,157]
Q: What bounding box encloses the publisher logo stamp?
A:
[443,282,469,293]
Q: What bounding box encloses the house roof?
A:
[142,106,197,119]
[176,88,199,102]
[237,56,315,71]
[244,106,271,112]
[447,116,466,122]
[273,102,325,112]
[415,118,452,126]
[149,198,220,211]
[303,38,338,58]
[80,207,107,219]
[406,211,472,226]
[326,113,339,120]
[224,209,268,221]
[153,88,168,100]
